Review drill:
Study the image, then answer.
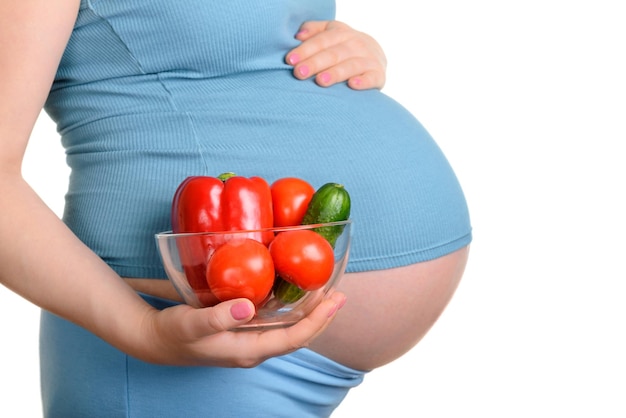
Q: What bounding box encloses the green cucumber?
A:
[274,182,351,304]
[273,276,307,304]
[302,182,351,248]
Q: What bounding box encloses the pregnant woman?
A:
[0,1,472,417]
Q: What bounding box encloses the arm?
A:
[286,20,387,90]
[0,0,345,368]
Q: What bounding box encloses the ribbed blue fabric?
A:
[40,0,472,416]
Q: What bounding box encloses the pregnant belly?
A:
[63,73,470,279]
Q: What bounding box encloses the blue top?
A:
[40,0,472,416]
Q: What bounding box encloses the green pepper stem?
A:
[217,172,237,181]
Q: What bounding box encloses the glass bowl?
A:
[155,220,351,330]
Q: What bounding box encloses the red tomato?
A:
[269,230,335,291]
[270,177,315,227]
[206,238,275,306]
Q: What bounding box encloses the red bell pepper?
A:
[170,173,274,304]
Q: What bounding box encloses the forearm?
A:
[0,175,155,358]
[124,278,182,302]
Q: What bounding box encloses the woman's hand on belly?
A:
[124,278,183,302]
[308,246,470,371]
[287,20,387,90]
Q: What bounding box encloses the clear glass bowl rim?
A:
[155,219,352,238]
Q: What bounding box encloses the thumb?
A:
[228,299,256,321]
[197,298,256,334]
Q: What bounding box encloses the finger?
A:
[313,55,386,88]
[293,35,386,80]
[286,21,353,67]
[257,291,347,354]
[293,20,331,41]
[226,292,347,365]
[290,42,358,80]
[347,71,386,90]
[177,298,256,341]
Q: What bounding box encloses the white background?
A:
[2,1,625,416]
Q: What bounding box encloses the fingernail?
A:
[319,72,331,84]
[231,302,253,320]
[296,29,309,38]
[298,65,310,77]
[351,77,362,87]
[288,53,300,65]
[327,296,347,318]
